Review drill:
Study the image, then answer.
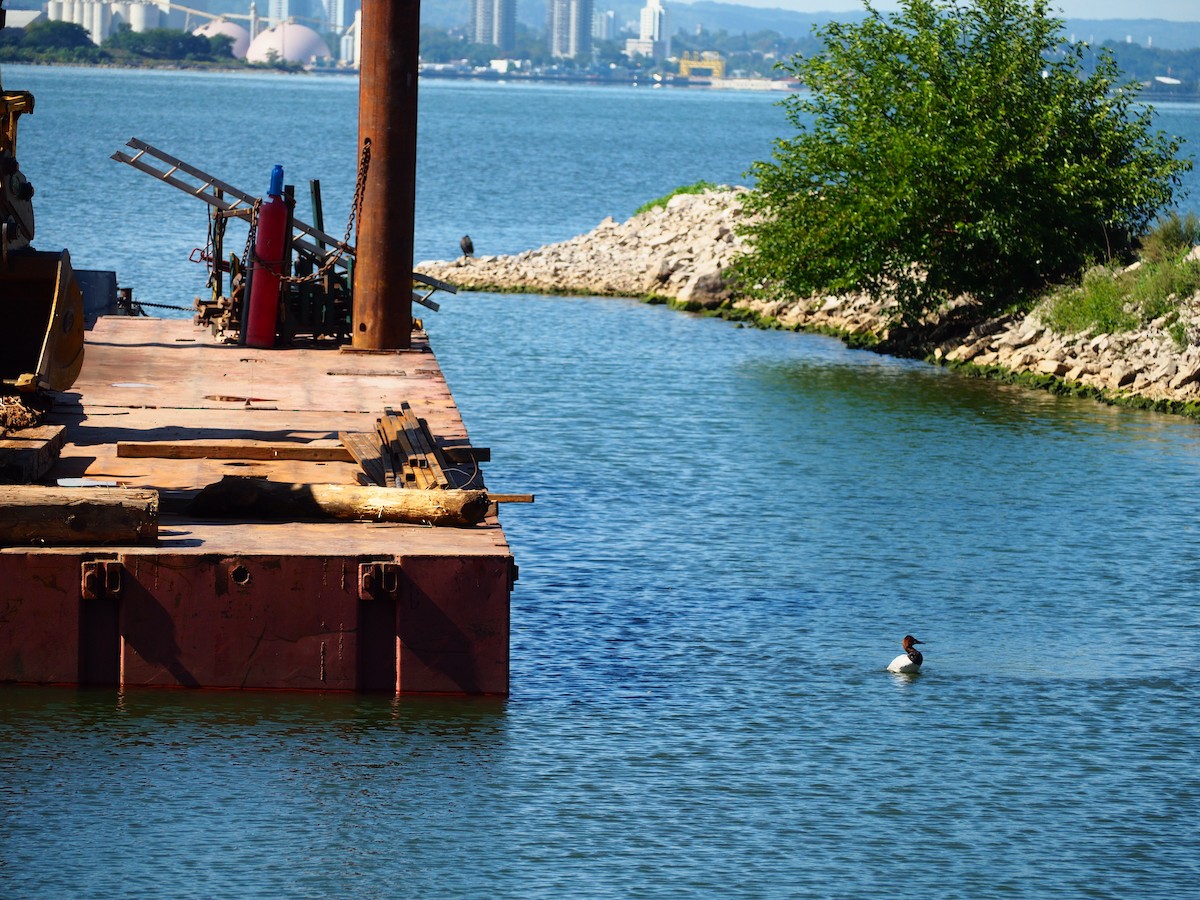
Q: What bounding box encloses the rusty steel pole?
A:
[354,0,420,350]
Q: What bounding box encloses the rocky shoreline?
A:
[417,187,1200,417]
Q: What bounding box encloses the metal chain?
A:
[279,137,371,285]
[241,197,261,276]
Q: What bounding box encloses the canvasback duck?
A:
[887,635,924,673]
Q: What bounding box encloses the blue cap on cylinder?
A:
[268,164,284,197]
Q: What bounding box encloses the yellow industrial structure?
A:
[678,52,725,79]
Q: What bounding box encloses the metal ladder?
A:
[111,137,453,309]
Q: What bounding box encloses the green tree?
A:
[20,20,93,51]
[736,0,1193,326]
[104,25,214,60]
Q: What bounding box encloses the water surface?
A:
[2,68,1199,897]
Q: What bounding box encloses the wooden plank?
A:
[338,431,387,487]
[0,425,67,484]
[0,485,158,546]
[117,440,354,462]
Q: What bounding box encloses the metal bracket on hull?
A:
[358,561,400,601]
[81,560,122,600]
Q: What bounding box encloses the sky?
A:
[723,1,1199,21]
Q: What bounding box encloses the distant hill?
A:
[1064,19,1200,52]
[36,1,1200,52]
[418,1,1200,52]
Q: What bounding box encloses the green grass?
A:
[1139,211,1200,264]
[1041,216,1200,344]
[633,181,722,216]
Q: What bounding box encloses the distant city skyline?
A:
[691,1,1198,21]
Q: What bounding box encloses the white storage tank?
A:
[193,19,252,59]
[129,1,160,32]
[245,22,332,66]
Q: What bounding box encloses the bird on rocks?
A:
[460,234,475,257]
[887,635,925,673]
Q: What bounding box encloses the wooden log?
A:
[0,486,158,546]
[117,440,353,462]
[185,475,491,526]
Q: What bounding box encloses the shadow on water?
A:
[0,684,508,741]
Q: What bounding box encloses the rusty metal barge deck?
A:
[0,316,513,694]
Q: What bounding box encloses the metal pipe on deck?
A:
[354,0,420,350]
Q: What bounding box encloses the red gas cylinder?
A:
[244,164,288,349]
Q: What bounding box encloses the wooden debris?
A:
[339,406,503,498]
[117,440,353,462]
[183,475,491,526]
[0,425,66,484]
[1,395,45,435]
[373,404,452,489]
[0,485,158,546]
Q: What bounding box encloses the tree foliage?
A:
[104,25,221,61]
[735,0,1193,324]
[20,20,94,51]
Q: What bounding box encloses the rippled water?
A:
[3,68,1200,896]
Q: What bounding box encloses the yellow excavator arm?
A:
[1,11,84,394]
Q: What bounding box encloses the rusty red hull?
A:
[0,318,513,694]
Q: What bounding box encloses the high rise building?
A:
[547,0,592,60]
[592,9,615,42]
[469,0,516,52]
[625,0,668,60]
[327,0,350,31]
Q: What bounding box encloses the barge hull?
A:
[0,317,513,694]
[0,552,510,693]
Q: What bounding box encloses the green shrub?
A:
[735,0,1192,326]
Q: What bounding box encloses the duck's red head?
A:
[901,635,924,650]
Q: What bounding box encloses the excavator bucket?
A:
[0,249,85,392]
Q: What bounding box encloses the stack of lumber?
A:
[341,402,453,489]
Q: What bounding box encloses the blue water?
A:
[3,66,1200,896]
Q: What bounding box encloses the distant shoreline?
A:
[6,60,1196,99]
[2,58,803,92]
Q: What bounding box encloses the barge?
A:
[0,3,515,694]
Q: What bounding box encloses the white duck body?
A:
[887,653,922,674]
[886,635,924,673]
